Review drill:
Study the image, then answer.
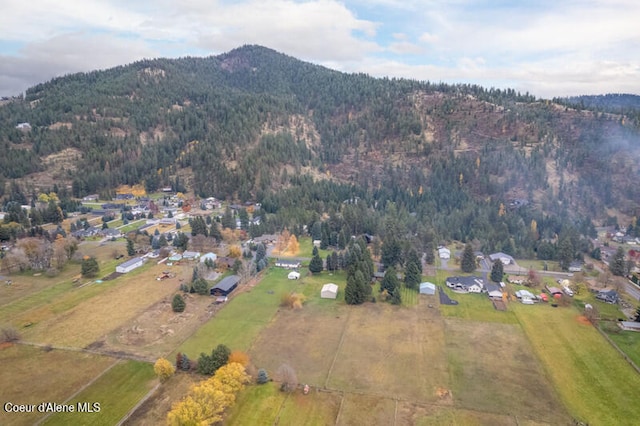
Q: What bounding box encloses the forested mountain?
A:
[557,94,640,115]
[1,45,640,257]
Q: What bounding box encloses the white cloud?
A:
[0,0,639,97]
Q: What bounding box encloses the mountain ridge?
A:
[1,45,639,253]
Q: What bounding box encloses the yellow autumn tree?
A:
[154,357,176,382]
[284,234,299,256]
[228,351,250,367]
[228,245,242,258]
[167,362,249,426]
[498,203,506,217]
[274,229,291,255]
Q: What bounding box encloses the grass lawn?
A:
[0,345,115,426]
[43,360,156,426]
[438,287,518,324]
[118,219,146,234]
[513,303,640,425]
[173,268,299,358]
[285,236,330,259]
[224,383,288,425]
[606,326,640,367]
[337,393,396,425]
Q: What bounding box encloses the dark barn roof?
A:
[210,275,240,296]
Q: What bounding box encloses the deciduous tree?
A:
[154,357,176,382]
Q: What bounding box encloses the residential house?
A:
[275,259,302,269]
[200,252,218,264]
[596,289,619,304]
[485,282,503,299]
[568,261,583,272]
[82,194,99,201]
[438,247,451,260]
[446,276,485,293]
[182,251,201,260]
[488,252,515,265]
[618,322,640,332]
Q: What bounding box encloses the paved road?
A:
[623,281,640,301]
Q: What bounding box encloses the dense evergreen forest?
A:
[1,45,640,259]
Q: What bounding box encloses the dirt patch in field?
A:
[0,342,14,350]
[576,315,592,326]
[492,299,507,311]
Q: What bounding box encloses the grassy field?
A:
[43,360,156,426]
[0,344,115,426]
[12,262,179,348]
[438,286,518,324]
[444,318,569,423]
[173,268,299,358]
[287,236,330,259]
[513,303,640,425]
[227,383,341,426]
[0,265,82,310]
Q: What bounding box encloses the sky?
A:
[1,0,639,98]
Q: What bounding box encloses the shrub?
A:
[257,368,269,384]
[228,350,250,366]
[1,327,20,343]
[280,293,306,309]
[172,294,186,313]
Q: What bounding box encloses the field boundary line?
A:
[16,340,154,363]
[34,359,121,426]
[393,399,398,426]
[595,324,640,375]
[324,309,351,388]
[116,382,161,426]
[272,391,290,426]
[334,391,345,426]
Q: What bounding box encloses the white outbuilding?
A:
[200,252,218,263]
[288,271,301,280]
[116,257,144,273]
[321,283,339,299]
[419,282,436,295]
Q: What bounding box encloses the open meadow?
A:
[0,344,116,426]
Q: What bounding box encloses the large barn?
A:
[210,275,240,297]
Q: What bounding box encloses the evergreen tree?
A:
[257,368,269,384]
[126,238,135,256]
[381,238,402,269]
[192,278,209,295]
[558,238,574,271]
[81,257,99,278]
[490,259,504,283]
[381,267,400,295]
[325,253,334,271]
[610,246,626,276]
[404,249,422,290]
[309,252,323,274]
[345,269,367,305]
[172,294,186,312]
[461,243,476,273]
[390,286,402,305]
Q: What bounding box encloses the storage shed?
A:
[288,271,300,280]
[116,257,144,273]
[419,282,436,295]
[321,283,339,299]
[210,275,240,297]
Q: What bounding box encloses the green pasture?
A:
[513,302,640,425]
[438,286,517,324]
[173,268,299,357]
[43,360,156,426]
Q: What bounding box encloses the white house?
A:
[275,260,302,269]
[321,283,338,299]
[438,247,451,259]
[116,257,144,273]
[446,276,485,293]
[200,252,218,263]
[182,251,201,260]
[489,252,515,265]
[288,271,301,280]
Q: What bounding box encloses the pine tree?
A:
[345,269,367,305]
[257,368,269,384]
[126,238,135,256]
[610,246,626,276]
[461,243,476,273]
[390,286,402,305]
[172,294,186,313]
[490,259,504,283]
[381,267,399,295]
[309,253,323,274]
[404,261,421,290]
